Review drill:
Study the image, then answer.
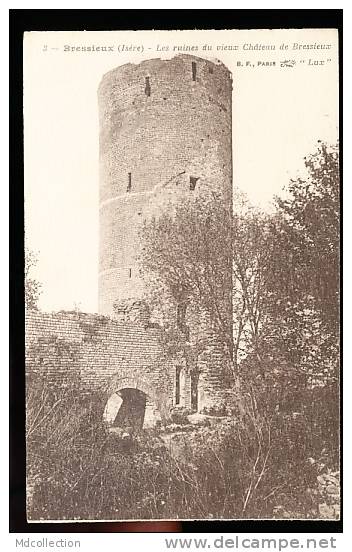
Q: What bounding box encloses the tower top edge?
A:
[98,54,232,90]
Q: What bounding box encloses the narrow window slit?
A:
[127,172,132,192]
[192,62,197,81]
[145,76,151,96]
[129,268,132,278]
[191,372,199,411]
[175,367,181,405]
[189,176,199,191]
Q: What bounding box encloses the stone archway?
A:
[112,388,147,430]
[103,375,163,430]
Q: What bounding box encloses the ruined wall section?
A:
[98,55,232,316]
[25,310,174,418]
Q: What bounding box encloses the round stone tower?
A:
[98,54,232,316]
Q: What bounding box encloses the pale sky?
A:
[24,29,339,313]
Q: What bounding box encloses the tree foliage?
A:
[139,142,340,392]
[25,249,42,310]
[140,192,233,357]
[274,142,339,331]
[264,142,340,385]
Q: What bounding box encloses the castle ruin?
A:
[26,54,234,429]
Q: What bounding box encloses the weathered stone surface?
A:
[98,54,232,315]
[25,309,174,422]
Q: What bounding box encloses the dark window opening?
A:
[127,172,132,192]
[192,62,197,81]
[191,373,199,411]
[175,367,182,405]
[189,176,199,191]
[177,303,186,328]
[177,303,190,340]
[129,268,132,278]
[145,76,151,96]
[209,66,213,74]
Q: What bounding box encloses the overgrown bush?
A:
[200,400,228,417]
[168,406,191,425]
[26,369,339,520]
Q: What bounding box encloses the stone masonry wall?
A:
[25,307,232,417]
[25,310,175,420]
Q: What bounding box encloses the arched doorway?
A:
[104,388,146,431]
[103,376,163,430]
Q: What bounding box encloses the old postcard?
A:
[24,28,340,522]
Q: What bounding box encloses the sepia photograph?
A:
[22,27,340,523]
